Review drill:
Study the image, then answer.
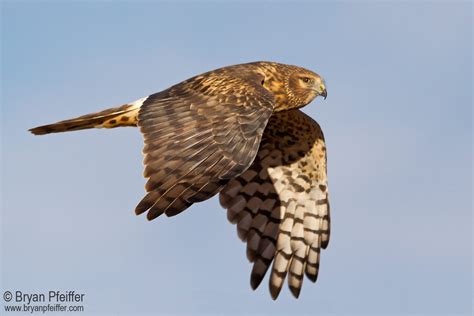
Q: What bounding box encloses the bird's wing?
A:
[219,109,330,299]
[136,71,274,220]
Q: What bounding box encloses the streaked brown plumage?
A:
[29,61,329,299]
[220,109,329,299]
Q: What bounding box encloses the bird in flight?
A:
[30,61,330,300]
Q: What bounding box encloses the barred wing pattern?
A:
[136,72,274,220]
[220,109,330,299]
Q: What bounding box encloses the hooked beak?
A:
[320,87,327,100]
[313,80,327,100]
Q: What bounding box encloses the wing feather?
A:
[219,109,330,299]
[137,70,274,220]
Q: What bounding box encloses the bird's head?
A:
[286,68,327,108]
[255,62,327,111]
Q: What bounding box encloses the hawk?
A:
[30,61,330,299]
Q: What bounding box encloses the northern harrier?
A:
[30,61,330,299]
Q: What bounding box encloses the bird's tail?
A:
[29,97,147,135]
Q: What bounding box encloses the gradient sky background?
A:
[1,1,472,315]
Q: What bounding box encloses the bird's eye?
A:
[301,77,311,83]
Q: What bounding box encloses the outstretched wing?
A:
[136,70,274,220]
[219,109,330,299]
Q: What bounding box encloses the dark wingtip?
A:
[289,285,301,298]
[29,127,48,135]
[321,239,329,249]
[250,273,263,290]
[146,207,165,221]
[306,272,318,283]
[269,284,282,300]
[135,204,147,216]
[135,194,155,217]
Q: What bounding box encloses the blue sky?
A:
[1,1,472,315]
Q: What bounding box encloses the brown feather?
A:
[135,67,275,220]
[29,101,144,135]
[219,109,330,299]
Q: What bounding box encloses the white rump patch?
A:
[129,96,149,109]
